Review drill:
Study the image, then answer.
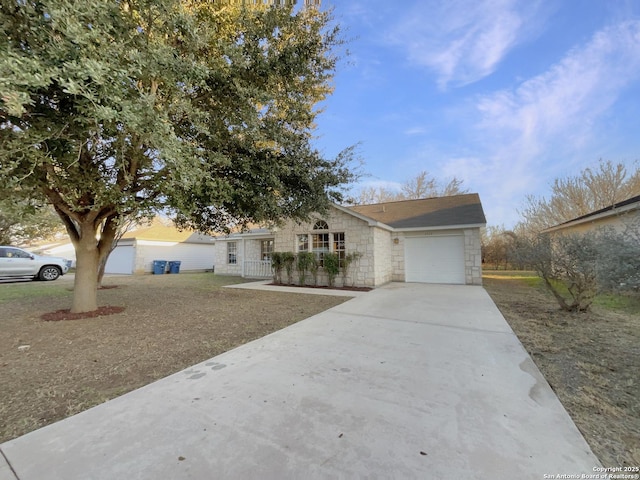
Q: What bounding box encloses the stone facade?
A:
[273,207,388,287]
[464,228,483,285]
[213,237,270,276]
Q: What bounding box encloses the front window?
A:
[227,242,237,265]
[313,220,329,230]
[298,234,309,252]
[261,240,274,261]
[312,232,330,266]
[333,232,345,267]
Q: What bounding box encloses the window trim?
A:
[261,239,274,261]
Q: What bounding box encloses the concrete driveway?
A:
[0,283,599,480]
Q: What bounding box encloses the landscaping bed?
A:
[268,282,373,292]
[0,273,349,443]
[483,272,640,468]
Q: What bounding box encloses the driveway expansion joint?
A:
[1,447,20,480]
[338,310,518,336]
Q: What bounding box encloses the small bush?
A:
[282,252,296,285]
[323,252,340,287]
[309,255,319,286]
[271,252,284,284]
[297,252,315,286]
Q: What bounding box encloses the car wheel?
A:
[39,266,61,281]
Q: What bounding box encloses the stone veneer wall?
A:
[273,208,377,287]
[212,239,243,276]
[464,228,483,285]
[390,233,405,282]
[372,226,393,285]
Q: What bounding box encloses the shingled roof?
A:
[347,193,486,229]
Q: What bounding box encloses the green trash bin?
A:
[168,261,181,274]
[153,260,167,274]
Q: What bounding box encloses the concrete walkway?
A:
[1,283,599,479]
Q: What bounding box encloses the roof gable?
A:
[347,193,486,229]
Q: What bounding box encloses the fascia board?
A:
[392,223,485,233]
[543,202,639,233]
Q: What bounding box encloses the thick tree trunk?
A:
[96,246,113,288]
[72,232,101,313]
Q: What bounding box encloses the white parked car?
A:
[0,246,72,281]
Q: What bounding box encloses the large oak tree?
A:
[0,0,356,312]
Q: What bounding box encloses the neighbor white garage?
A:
[105,244,135,274]
[102,222,216,275]
[404,234,465,284]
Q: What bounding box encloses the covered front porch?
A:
[213,229,274,279]
[243,259,272,279]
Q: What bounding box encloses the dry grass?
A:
[483,273,640,468]
[0,273,349,443]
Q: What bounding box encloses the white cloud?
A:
[450,20,640,226]
[404,126,427,136]
[386,0,545,88]
[475,20,640,163]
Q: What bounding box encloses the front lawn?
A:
[0,273,348,443]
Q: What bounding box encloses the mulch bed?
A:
[269,283,372,292]
[41,306,125,321]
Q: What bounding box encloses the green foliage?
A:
[0,197,64,245]
[296,251,315,286]
[342,251,362,286]
[0,0,356,311]
[271,252,284,284]
[323,252,339,287]
[281,252,296,285]
[309,253,320,286]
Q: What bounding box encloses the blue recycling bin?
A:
[168,261,181,274]
[153,260,167,274]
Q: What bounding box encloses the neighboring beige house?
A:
[543,194,640,236]
[214,194,486,287]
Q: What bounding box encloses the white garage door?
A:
[105,245,134,274]
[405,235,465,284]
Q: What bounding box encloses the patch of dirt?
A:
[41,306,125,321]
[0,274,348,444]
[483,276,640,468]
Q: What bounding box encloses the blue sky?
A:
[312,1,640,228]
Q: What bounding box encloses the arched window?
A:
[313,220,329,230]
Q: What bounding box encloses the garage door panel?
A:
[405,235,465,284]
[105,246,134,274]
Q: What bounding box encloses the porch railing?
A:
[243,260,272,279]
